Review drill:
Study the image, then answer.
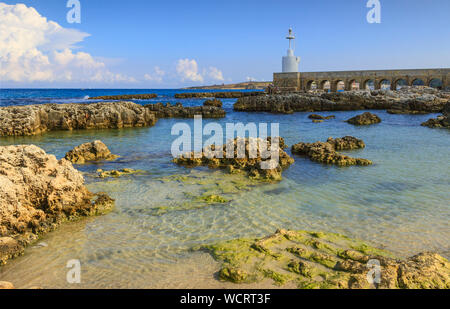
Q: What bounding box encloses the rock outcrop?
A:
[0,145,114,265]
[175,91,263,99]
[346,112,381,126]
[203,99,223,108]
[64,140,119,164]
[97,168,143,178]
[234,87,448,114]
[308,114,335,120]
[89,94,157,100]
[174,137,294,181]
[421,102,450,128]
[0,102,157,137]
[200,229,450,289]
[292,136,372,166]
[144,102,225,118]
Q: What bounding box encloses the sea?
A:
[0,88,449,288]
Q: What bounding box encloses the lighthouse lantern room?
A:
[282,28,300,73]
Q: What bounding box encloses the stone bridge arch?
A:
[393,78,408,90]
[411,78,425,86]
[320,80,331,91]
[377,78,392,90]
[428,77,443,89]
[331,80,346,92]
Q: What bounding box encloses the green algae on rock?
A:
[292,136,372,166]
[198,194,229,204]
[151,193,230,216]
[173,137,294,181]
[199,229,450,289]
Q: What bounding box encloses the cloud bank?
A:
[0,3,135,85]
[175,59,225,84]
[0,3,228,87]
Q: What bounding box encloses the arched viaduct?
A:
[273,68,449,92]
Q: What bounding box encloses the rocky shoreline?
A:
[0,145,115,266]
[175,91,263,99]
[89,94,158,100]
[144,102,225,118]
[0,101,157,137]
[421,102,450,128]
[234,87,449,114]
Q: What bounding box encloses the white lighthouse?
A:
[282,28,300,73]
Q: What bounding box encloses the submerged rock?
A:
[89,94,157,100]
[0,145,114,265]
[198,194,228,204]
[308,114,335,120]
[97,168,143,178]
[346,112,381,126]
[0,101,157,137]
[144,102,225,118]
[292,136,372,166]
[174,137,294,181]
[200,229,450,289]
[203,99,223,108]
[65,140,119,164]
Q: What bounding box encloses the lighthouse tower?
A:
[282,28,300,73]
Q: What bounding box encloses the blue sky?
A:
[1,0,449,88]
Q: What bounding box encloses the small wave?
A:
[83,95,90,100]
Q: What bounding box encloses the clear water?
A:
[0,89,449,288]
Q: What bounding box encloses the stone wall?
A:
[273,72,301,92]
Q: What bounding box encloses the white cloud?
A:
[176,58,204,83]
[206,66,224,81]
[175,59,227,84]
[0,3,135,84]
[144,66,165,83]
[246,76,258,82]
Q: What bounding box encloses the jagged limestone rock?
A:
[292,136,372,166]
[0,101,157,137]
[346,112,381,126]
[174,137,294,181]
[144,102,225,118]
[65,140,119,164]
[0,145,114,265]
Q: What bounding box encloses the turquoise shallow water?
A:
[0,90,449,288]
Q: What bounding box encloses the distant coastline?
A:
[183,81,271,90]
